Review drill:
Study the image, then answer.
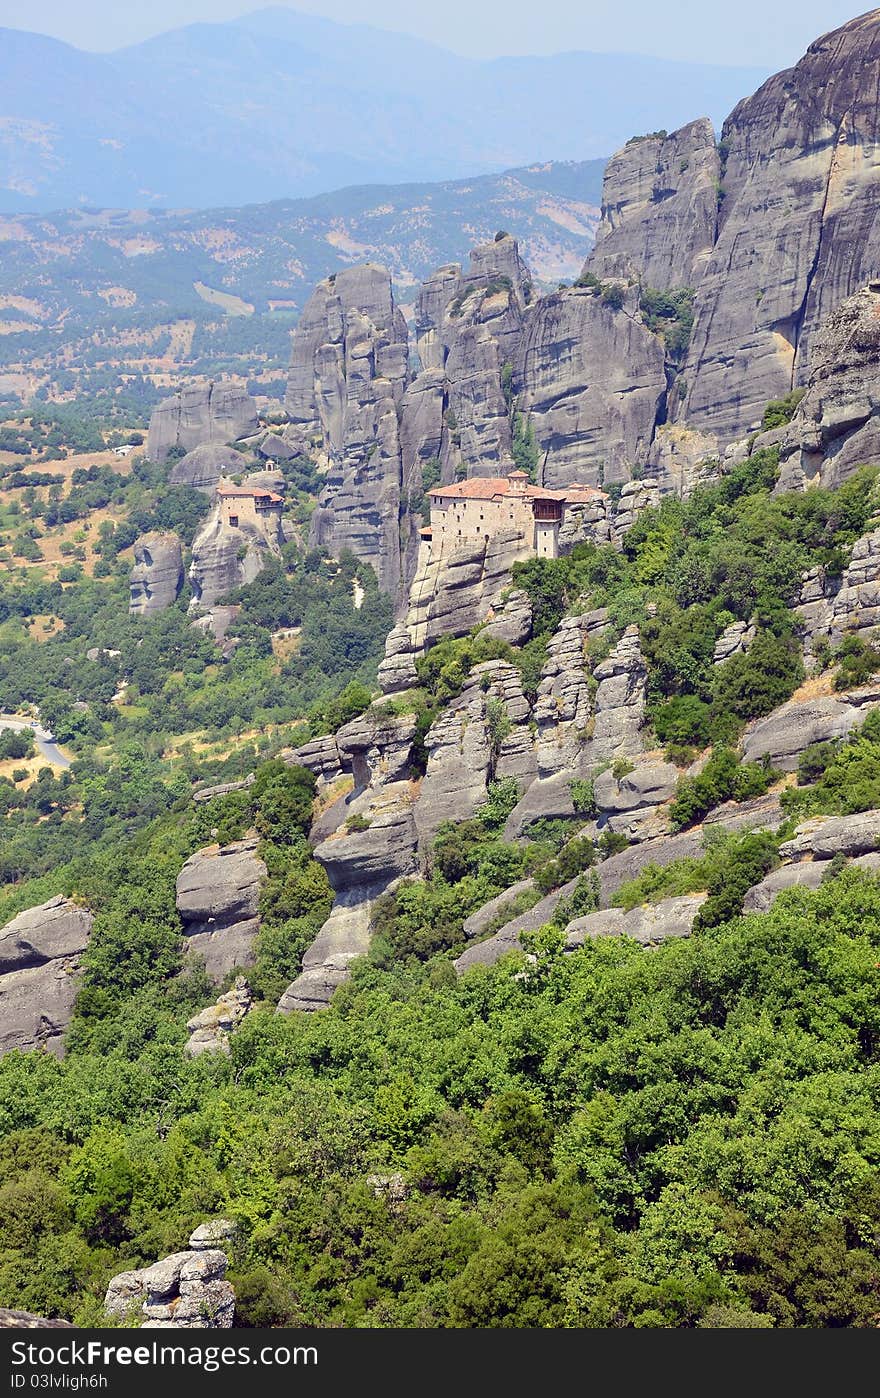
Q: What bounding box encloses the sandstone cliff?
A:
[587,119,720,289]
[0,896,94,1057]
[678,12,880,449]
[129,532,184,617]
[287,264,409,599]
[146,382,258,464]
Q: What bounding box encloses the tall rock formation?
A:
[129,532,184,617]
[777,282,880,488]
[587,118,720,288]
[678,12,880,448]
[146,382,258,464]
[0,896,94,1057]
[411,235,533,479]
[286,265,409,599]
[176,838,267,982]
[514,282,667,487]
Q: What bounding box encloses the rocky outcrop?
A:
[794,532,880,665]
[185,977,252,1057]
[564,892,707,948]
[515,283,666,487]
[713,619,756,664]
[146,382,258,464]
[594,759,679,841]
[413,236,532,479]
[678,13,880,449]
[0,897,93,1057]
[415,659,534,846]
[462,878,537,940]
[104,1223,236,1329]
[278,703,422,1013]
[590,626,648,760]
[0,1310,74,1328]
[378,532,535,693]
[288,265,409,599]
[129,532,184,617]
[454,875,583,974]
[777,284,880,489]
[779,809,880,863]
[742,853,880,912]
[189,497,284,610]
[587,119,720,289]
[741,693,870,770]
[176,839,267,983]
[168,443,250,493]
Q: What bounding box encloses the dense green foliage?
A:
[4,869,880,1325]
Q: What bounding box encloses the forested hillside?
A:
[3,443,880,1326]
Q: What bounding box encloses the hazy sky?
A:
[0,0,866,66]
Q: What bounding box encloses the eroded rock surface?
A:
[104,1224,236,1329]
[678,14,880,448]
[129,532,184,617]
[0,897,93,1057]
[176,839,267,982]
[185,977,252,1057]
[587,119,720,288]
[147,383,257,464]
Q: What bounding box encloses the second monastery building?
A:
[423,470,607,560]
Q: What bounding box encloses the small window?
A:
[228,514,239,529]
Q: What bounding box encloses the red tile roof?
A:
[427,476,606,503]
[217,484,284,504]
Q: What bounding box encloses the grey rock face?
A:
[779,810,880,862]
[515,283,666,487]
[288,265,410,600]
[741,695,869,770]
[793,530,880,663]
[168,443,250,493]
[277,891,373,1013]
[313,795,418,891]
[564,893,707,949]
[742,852,880,911]
[778,285,880,489]
[462,879,537,940]
[104,1230,235,1328]
[590,627,648,760]
[0,897,93,1057]
[594,759,679,842]
[185,977,252,1057]
[176,839,267,983]
[414,236,532,480]
[480,588,533,646]
[378,531,535,694]
[533,610,607,778]
[713,619,755,664]
[678,13,880,448]
[587,119,720,289]
[146,382,257,464]
[415,659,533,847]
[189,497,284,610]
[335,710,418,790]
[129,532,184,617]
[454,875,584,974]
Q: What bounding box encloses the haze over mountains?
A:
[0,5,769,212]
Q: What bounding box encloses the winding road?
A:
[0,715,72,769]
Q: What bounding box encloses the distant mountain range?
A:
[0,6,768,212]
